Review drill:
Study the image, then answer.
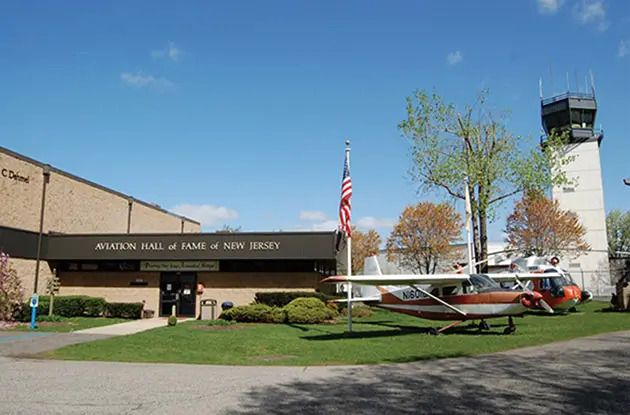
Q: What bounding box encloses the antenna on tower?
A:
[590,70,596,95]
[585,75,588,95]
[539,77,543,100]
[566,72,570,92]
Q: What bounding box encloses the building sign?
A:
[94,240,282,253]
[1,168,30,184]
[44,232,337,261]
[140,261,219,272]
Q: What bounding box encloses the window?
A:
[442,286,457,296]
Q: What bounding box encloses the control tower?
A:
[540,87,610,294]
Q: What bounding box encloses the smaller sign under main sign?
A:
[140,261,219,272]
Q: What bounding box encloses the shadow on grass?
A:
[225,335,630,415]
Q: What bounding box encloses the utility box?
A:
[200,299,217,320]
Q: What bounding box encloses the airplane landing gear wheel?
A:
[429,327,440,336]
[479,320,490,331]
[504,316,516,335]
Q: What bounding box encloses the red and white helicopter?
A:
[489,256,593,313]
[321,255,554,335]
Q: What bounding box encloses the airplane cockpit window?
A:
[442,286,457,296]
[430,287,440,296]
[470,274,501,292]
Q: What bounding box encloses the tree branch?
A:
[489,188,522,205]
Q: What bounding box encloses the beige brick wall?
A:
[0,149,199,235]
[183,220,201,233]
[0,152,44,232]
[58,272,160,315]
[196,272,321,317]
[7,257,53,300]
[130,202,186,233]
[44,172,129,234]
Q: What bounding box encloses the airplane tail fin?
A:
[355,255,383,301]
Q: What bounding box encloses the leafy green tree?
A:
[607,209,630,253]
[398,89,573,272]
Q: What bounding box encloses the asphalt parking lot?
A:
[0,329,629,414]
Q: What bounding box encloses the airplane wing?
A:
[320,274,470,286]
[490,272,562,282]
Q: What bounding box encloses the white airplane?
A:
[321,255,553,335]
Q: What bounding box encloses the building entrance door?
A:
[160,272,197,317]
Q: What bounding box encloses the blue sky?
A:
[1,0,628,246]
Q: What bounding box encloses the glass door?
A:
[160,272,197,317]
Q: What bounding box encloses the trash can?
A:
[221,301,234,311]
[200,299,217,320]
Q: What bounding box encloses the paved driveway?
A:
[1,330,629,414]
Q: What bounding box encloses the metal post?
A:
[127,198,133,233]
[33,165,51,294]
[347,236,352,332]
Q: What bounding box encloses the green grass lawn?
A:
[2,317,128,333]
[44,302,630,365]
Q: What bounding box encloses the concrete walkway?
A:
[74,318,174,336]
[0,318,189,357]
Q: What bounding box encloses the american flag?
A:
[339,150,352,236]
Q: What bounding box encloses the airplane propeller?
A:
[538,298,554,313]
[513,275,554,314]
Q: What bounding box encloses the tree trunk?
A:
[478,208,489,273]
[470,188,481,273]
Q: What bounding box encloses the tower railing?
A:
[541,92,595,106]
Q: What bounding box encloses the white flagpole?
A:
[347,235,352,332]
[464,177,474,273]
[345,141,352,332]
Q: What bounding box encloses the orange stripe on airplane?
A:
[379,291,521,306]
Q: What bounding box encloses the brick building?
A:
[0,146,341,317]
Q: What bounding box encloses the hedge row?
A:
[12,295,143,321]
[220,297,339,324]
[254,291,332,308]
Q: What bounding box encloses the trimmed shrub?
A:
[254,291,330,308]
[105,302,143,319]
[229,304,287,323]
[342,304,374,318]
[219,308,235,321]
[54,295,89,317]
[83,297,107,317]
[167,315,177,326]
[284,297,337,324]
